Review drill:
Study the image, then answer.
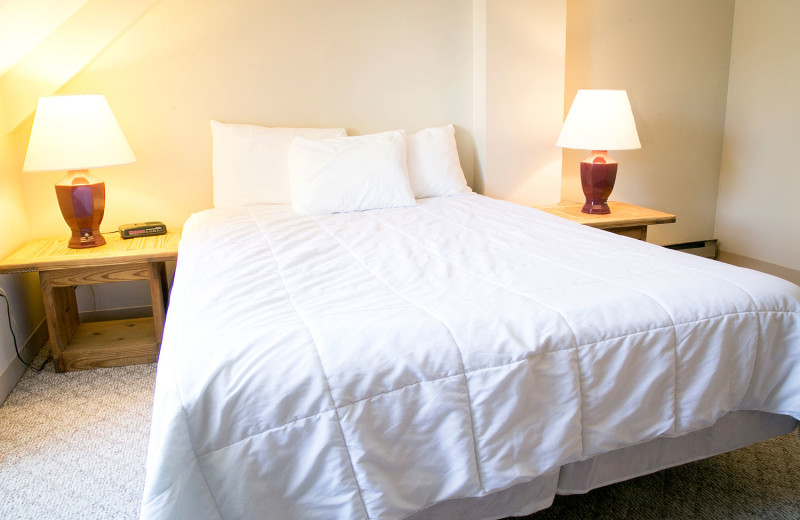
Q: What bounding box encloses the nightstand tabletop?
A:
[0,231,181,273]
[536,201,676,229]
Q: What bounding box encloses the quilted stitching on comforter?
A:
[141,194,800,520]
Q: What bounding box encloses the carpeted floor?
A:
[0,348,798,520]
[0,353,155,520]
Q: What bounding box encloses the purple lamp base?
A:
[580,150,618,214]
[55,170,106,249]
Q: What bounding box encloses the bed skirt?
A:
[407,410,798,520]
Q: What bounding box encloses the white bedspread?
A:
[141,194,800,520]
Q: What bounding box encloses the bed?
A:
[140,123,800,519]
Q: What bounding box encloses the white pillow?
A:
[405,124,471,198]
[289,130,416,215]
[210,120,347,207]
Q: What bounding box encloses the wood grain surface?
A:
[0,231,180,371]
[0,231,180,273]
[535,201,676,229]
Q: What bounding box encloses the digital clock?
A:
[118,221,167,239]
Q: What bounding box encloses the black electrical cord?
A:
[0,292,49,372]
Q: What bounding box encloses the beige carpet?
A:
[0,351,798,520]
[0,356,155,520]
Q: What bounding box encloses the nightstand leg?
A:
[148,262,167,346]
[40,272,80,373]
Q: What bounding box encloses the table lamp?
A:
[556,90,641,214]
[23,95,135,248]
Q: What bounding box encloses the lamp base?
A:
[580,151,618,215]
[582,199,612,214]
[55,170,106,249]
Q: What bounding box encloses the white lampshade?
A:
[556,90,641,151]
[23,95,135,172]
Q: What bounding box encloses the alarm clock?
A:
[118,221,167,239]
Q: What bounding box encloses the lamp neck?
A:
[56,169,102,186]
[583,150,617,165]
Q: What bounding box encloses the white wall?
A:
[1,99,45,403]
[715,0,800,277]
[475,0,566,206]
[563,0,735,245]
[0,100,30,257]
[0,0,88,77]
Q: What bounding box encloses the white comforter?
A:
[141,194,800,520]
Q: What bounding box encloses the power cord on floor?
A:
[0,289,50,372]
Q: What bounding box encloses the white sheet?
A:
[141,194,800,520]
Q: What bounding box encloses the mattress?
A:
[141,194,800,520]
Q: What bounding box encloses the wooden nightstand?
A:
[536,201,676,241]
[0,231,180,372]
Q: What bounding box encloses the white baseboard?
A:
[0,318,49,405]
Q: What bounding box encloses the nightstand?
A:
[0,231,180,372]
[536,201,676,241]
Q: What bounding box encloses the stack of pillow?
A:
[210,121,471,215]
